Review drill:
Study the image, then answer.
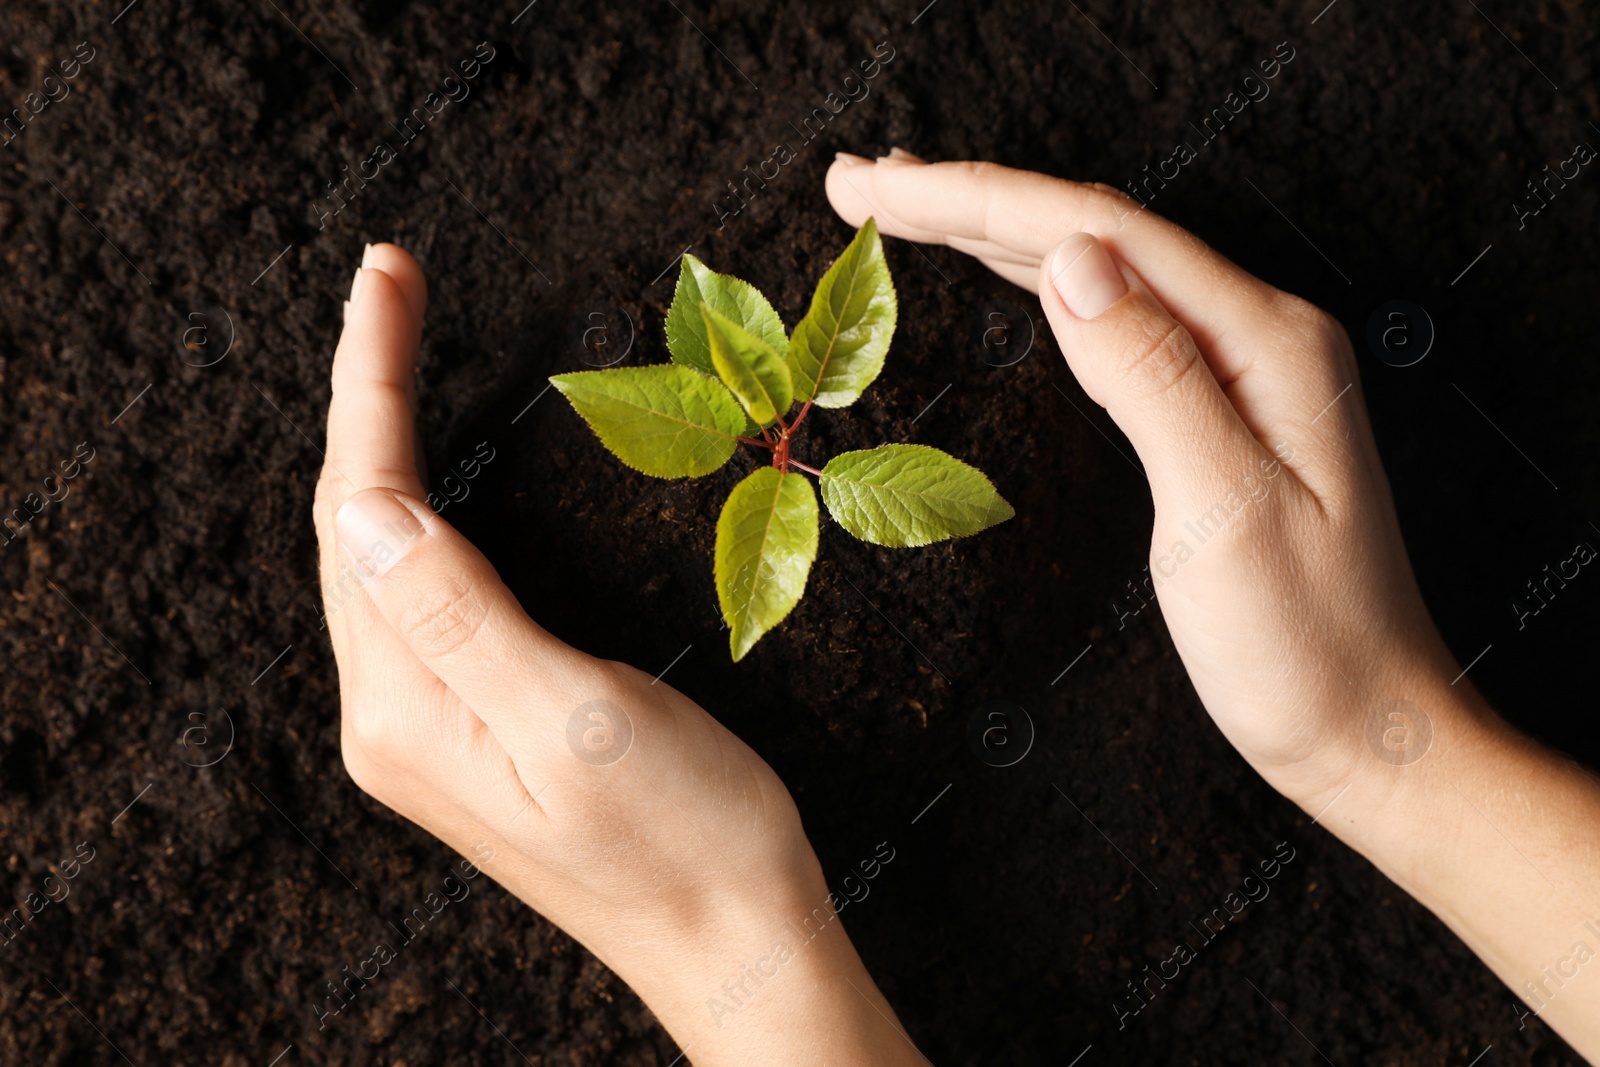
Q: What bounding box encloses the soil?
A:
[2,0,1597,1064]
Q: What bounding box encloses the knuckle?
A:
[340,716,386,795]
[347,709,386,756]
[594,657,646,691]
[398,575,488,659]
[579,658,653,713]
[340,691,447,800]
[1111,317,1201,399]
[1083,181,1160,232]
[1279,294,1349,351]
[343,703,398,765]
[1085,180,1138,208]
[565,657,662,725]
[312,471,344,533]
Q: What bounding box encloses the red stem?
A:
[786,458,823,476]
[738,435,773,449]
[789,398,815,434]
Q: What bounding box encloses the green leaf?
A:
[819,444,1014,547]
[702,306,794,425]
[715,467,819,661]
[550,366,747,479]
[665,254,789,375]
[788,218,897,408]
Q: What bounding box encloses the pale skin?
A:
[316,151,1600,1062]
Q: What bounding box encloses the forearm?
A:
[654,939,923,1067]
[1310,666,1600,1059]
[597,869,927,1067]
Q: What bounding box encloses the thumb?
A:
[335,487,606,749]
[1038,233,1267,510]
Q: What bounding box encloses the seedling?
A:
[551,219,1013,660]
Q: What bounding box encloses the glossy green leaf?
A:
[665,254,789,375]
[819,444,1014,547]
[788,218,897,408]
[715,467,819,660]
[702,305,794,425]
[550,366,746,479]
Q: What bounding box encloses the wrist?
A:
[1301,655,1512,888]
[625,865,925,1066]
[1255,619,1475,816]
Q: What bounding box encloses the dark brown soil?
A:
[2,1,1597,1064]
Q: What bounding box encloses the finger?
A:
[335,487,609,754]
[340,671,540,833]
[977,255,1040,293]
[361,242,428,328]
[829,156,1280,350]
[879,146,928,164]
[314,247,431,691]
[950,234,1037,268]
[826,155,1333,453]
[325,267,426,499]
[1038,233,1270,511]
[829,155,1277,296]
[357,243,430,483]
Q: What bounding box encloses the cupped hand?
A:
[312,245,920,1066]
[826,153,1462,811]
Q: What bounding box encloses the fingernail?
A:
[349,267,365,304]
[1049,234,1126,320]
[361,242,376,268]
[337,490,425,580]
[884,146,926,164]
[835,151,872,166]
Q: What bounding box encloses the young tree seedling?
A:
[551,219,1013,660]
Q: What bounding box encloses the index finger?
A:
[325,248,428,498]
[314,244,431,667]
[826,157,1350,453]
[825,158,1284,365]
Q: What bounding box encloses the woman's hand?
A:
[826,152,1600,1059]
[830,150,1454,811]
[313,245,925,1067]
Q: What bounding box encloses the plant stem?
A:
[738,436,773,449]
[787,458,823,476]
[759,424,775,445]
[789,398,815,434]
